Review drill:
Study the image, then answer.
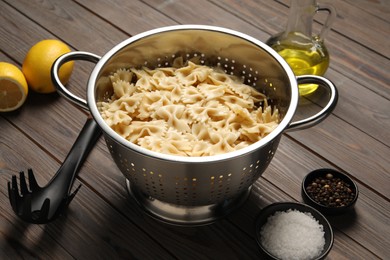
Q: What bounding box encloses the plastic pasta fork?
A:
[8,117,101,224]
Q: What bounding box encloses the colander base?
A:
[126,179,251,226]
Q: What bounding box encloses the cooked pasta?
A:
[97,61,280,156]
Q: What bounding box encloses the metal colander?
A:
[53,25,337,225]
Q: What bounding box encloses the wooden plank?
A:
[260,136,390,258]
[3,0,386,211]
[3,0,386,212]
[223,135,390,258]
[224,138,389,259]
[135,0,390,196]
[1,0,388,258]
[0,119,176,259]
[2,68,386,258]
[208,0,390,99]
[228,183,382,260]
[0,2,269,258]
[0,71,74,258]
[345,0,390,20]
[140,0,390,142]
[286,113,390,197]
[76,0,176,34]
[321,69,390,145]
[0,117,264,258]
[3,0,127,54]
[6,121,381,260]
[5,0,388,149]
[0,2,109,106]
[0,205,73,260]
[137,0,270,41]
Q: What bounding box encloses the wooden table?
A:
[1,0,389,259]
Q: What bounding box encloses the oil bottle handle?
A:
[316,3,337,40]
[51,51,101,111]
[287,75,338,131]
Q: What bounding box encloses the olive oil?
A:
[265,0,336,96]
[268,34,330,96]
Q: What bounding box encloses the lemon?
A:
[22,39,74,94]
[0,62,28,112]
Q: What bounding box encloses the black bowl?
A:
[302,168,359,215]
[255,202,333,260]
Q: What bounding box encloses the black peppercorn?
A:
[305,173,355,208]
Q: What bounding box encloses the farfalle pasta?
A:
[97,61,280,156]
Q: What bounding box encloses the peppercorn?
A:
[305,173,355,207]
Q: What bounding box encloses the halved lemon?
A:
[0,62,28,112]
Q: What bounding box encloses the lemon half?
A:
[0,62,28,112]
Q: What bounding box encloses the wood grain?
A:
[0,118,176,259]
[1,0,389,259]
[211,0,390,98]
[345,0,390,20]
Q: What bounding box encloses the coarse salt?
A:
[260,209,325,260]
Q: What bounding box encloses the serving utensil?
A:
[8,117,101,224]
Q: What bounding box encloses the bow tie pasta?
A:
[97,61,280,156]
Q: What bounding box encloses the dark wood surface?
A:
[1,0,389,259]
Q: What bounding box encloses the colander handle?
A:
[52,51,101,111]
[286,75,338,131]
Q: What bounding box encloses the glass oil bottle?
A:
[266,0,336,96]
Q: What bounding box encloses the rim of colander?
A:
[87,24,298,163]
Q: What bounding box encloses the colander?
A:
[52,25,338,225]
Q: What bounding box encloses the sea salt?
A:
[260,209,325,260]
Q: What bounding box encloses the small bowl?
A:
[255,202,334,260]
[302,168,359,215]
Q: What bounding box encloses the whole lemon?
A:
[22,39,74,94]
[0,62,28,112]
